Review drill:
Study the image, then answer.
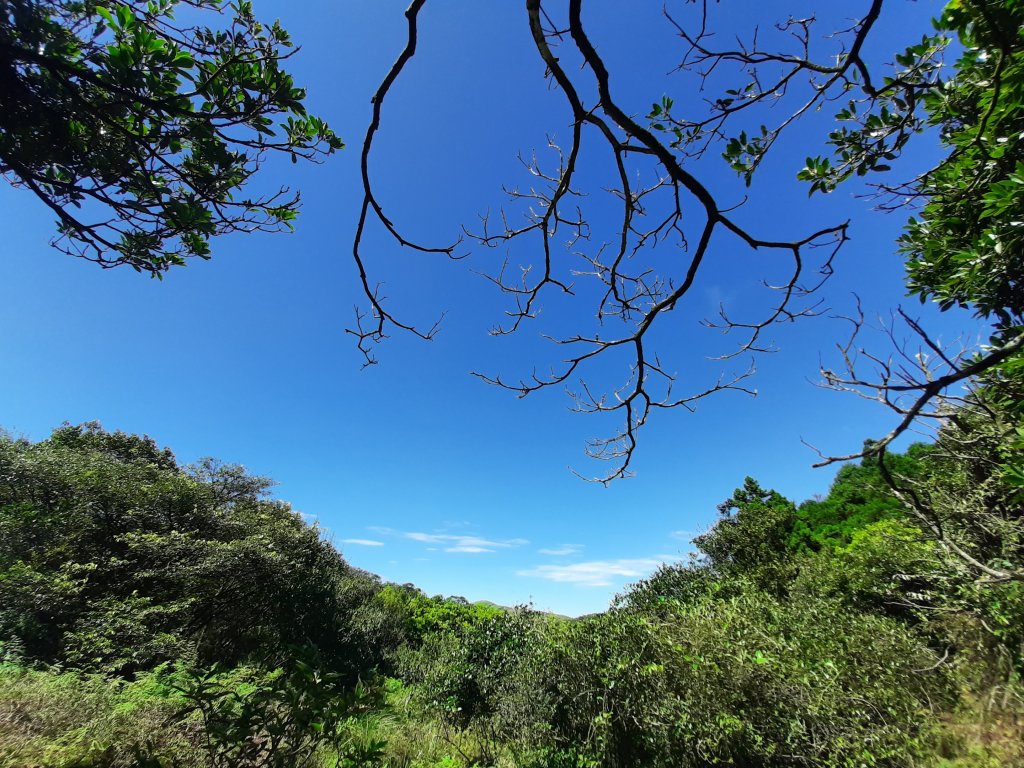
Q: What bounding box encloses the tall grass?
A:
[0,663,200,768]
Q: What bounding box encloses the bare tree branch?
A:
[348,0,461,366]
[353,0,940,480]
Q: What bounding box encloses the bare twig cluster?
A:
[801,301,1024,580]
[814,305,1024,465]
[352,0,949,481]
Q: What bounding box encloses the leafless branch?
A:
[814,304,1024,466]
[353,0,937,480]
[348,0,461,366]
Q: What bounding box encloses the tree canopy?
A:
[0,0,341,274]
[0,423,380,677]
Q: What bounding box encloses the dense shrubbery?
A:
[390,475,957,768]
[0,423,385,678]
[373,422,1022,768]
[540,595,945,767]
[2,418,1023,767]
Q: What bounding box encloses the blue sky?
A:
[0,0,971,615]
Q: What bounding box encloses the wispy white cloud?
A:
[670,529,696,542]
[372,528,528,554]
[341,538,384,547]
[704,284,736,315]
[518,556,678,587]
[539,544,583,556]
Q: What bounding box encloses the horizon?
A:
[0,0,972,617]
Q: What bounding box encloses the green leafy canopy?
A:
[0,0,342,274]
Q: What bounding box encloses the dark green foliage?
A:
[915,401,1023,577]
[538,473,959,768]
[898,1,1024,328]
[2,419,1022,767]
[623,468,896,613]
[793,445,930,550]
[177,657,385,768]
[543,592,948,768]
[386,463,980,768]
[621,478,802,609]
[0,423,383,678]
[0,0,342,273]
[397,607,552,763]
[695,477,798,589]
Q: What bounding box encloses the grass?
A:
[0,663,200,768]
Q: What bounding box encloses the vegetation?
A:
[1,0,1023,766]
[2,418,1022,767]
[350,0,1024,482]
[0,423,383,678]
[0,0,342,273]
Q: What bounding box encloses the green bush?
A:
[0,424,386,679]
[544,589,951,768]
[174,657,385,768]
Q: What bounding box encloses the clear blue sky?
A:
[0,0,970,615]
